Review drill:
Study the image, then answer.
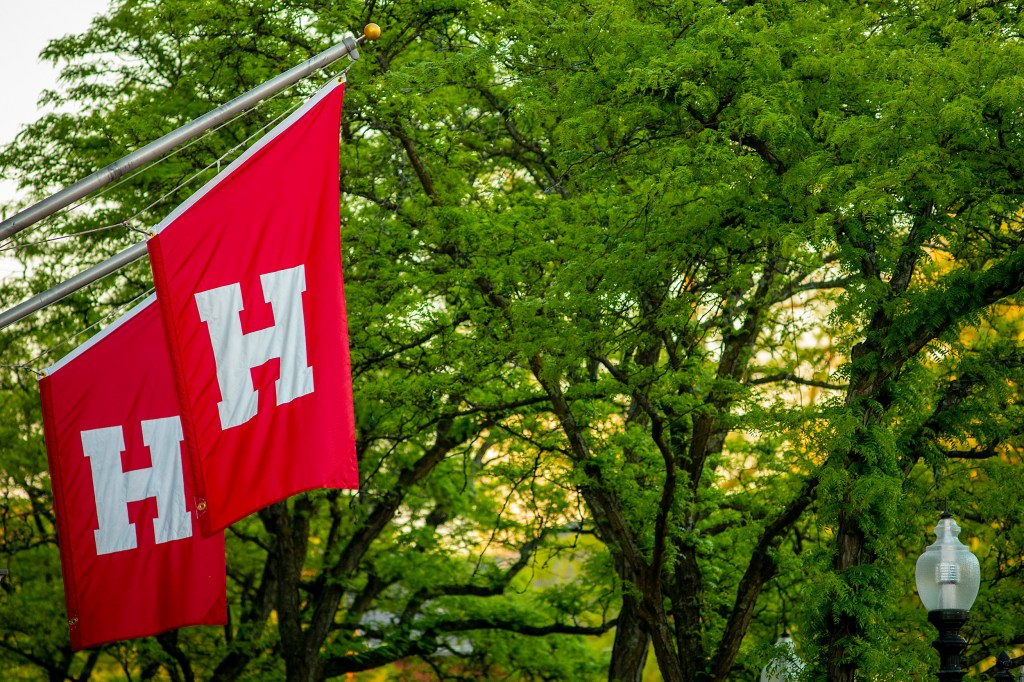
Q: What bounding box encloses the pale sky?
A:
[0,0,113,203]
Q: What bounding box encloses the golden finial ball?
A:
[363,23,381,41]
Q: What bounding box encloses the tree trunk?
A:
[646,598,688,682]
[261,502,321,682]
[609,594,650,682]
[673,545,705,679]
[825,503,866,682]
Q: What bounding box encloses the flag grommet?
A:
[196,500,207,512]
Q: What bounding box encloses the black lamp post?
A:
[915,512,982,681]
[992,652,1015,681]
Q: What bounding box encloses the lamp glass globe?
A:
[915,514,980,612]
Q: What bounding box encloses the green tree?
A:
[4,1,1024,681]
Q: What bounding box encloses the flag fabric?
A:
[39,295,226,651]
[147,78,358,536]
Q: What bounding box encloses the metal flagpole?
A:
[0,24,381,333]
[0,26,376,244]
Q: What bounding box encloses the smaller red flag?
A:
[39,296,226,650]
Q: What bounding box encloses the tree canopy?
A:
[3,1,1024,681]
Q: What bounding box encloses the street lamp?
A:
[915,512,981,681]
[760,631,804,682]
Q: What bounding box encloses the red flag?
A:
[147,79,358,535]
[39,296,226,650]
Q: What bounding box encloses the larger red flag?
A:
[39,296,226,650]
[147,79,358,535]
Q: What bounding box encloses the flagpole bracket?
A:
[343,33,360,63]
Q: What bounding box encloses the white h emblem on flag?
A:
[194,264,314,430]
[80,416,193,555]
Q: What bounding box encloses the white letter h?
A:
[80,417,193,556]
[194,264,315,430]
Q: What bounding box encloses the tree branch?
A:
[748,373,846,391]
[710,478,816,681]
[322,618,618,678]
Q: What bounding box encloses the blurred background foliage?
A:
[3,1,1024,680]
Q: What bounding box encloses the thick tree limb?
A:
[211,539,279,680]
[297,419,468,681]
[710,479,816,681]
[387,125,441,206]
[157,631,195,682]
[771,277,852,303]
[748,373,846,391]
[321,617,618,678]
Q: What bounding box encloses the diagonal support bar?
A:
[0,243,148,331]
